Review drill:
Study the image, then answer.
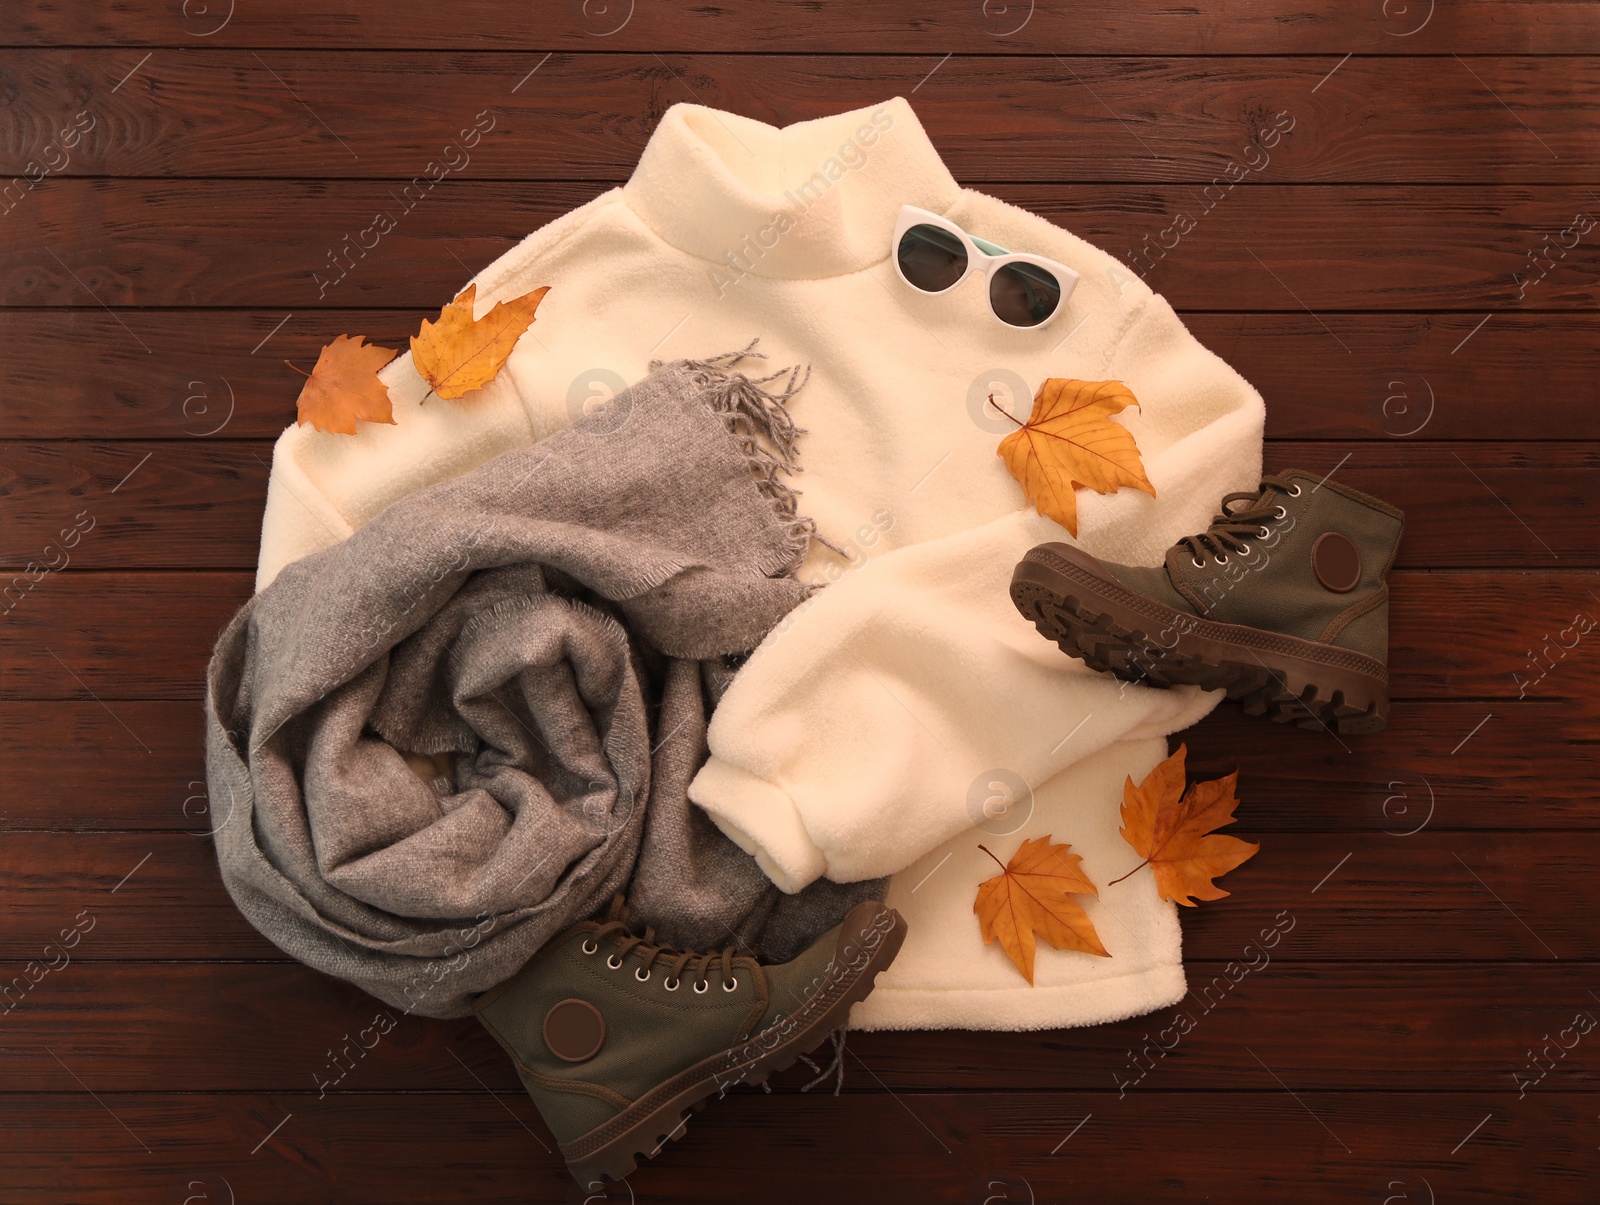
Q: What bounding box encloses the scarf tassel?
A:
[654,340,846,568]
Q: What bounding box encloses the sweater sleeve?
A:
[688,294,1266,891]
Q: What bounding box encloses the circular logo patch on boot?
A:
[543,998,606,1063]
[1312,532,1363,593]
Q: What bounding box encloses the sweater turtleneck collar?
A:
[622,96,962,281]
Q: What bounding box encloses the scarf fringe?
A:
[797,1028,848,1096]
[654,340,843,569]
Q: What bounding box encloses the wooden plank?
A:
[8,698,1591,833]
[4,960,1600,1093]
[2,441,1594,570]
[0,441,270,569]
[1032,183,1600,312]
[3,570,1595,700]
[0,309,434,439]
[0,1092,1589,1204]
[1183,311,1600,440]
[1183,701,1600,831]
[3,10,1593,1205]
[4,310,1597,442]
[5,52,1599,183]
[0,178,579,309]
[0,571,253,699]
[0,701,207,830]
[5,180,1600,311]
[4,0,1595,53]
[3,830,1598,962]
[0,830,281,960]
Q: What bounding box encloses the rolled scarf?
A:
[204,347,882,1017]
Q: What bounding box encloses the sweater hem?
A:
[845,962,1186,1033]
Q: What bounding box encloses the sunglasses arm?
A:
[970,234,1010,257]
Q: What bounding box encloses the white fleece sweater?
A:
[257,98,1264,1031]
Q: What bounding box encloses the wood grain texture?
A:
[0,571,253,698]
[3,961,1598,1093]
[6,181,1600,310]
[3,7,1596,1202]
[3,52,1597,182]
[0,701,210,829]
[0,309,435,439]
[4,309,1597,441]
[0,1093,1591,1204]
[4,0,1596,53]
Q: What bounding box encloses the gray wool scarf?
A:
[205,347,884,1018]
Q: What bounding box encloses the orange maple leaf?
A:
[1113,744,1259,906]
[994,377,1156,536]
[290,334,398,435]
[410,283,550,401]
[974,835,1109,984]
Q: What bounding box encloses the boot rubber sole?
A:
[1011,543,1389,735]
[561,899,908,1189]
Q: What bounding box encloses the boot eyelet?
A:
[663,977,681,992]
[606,954,624,970]
[1258,527,1271,539]
[1287,484,1302,497]
[722,977,739,993]
[1237,544,1250,556]
[635,966,651,982]
[693,980,708,994]
[1273,506,1287,520]
[581,939,599,955]
[1191,557,1205,568]
[1215,555,1228,565]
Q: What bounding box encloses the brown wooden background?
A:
[2,3,1598,1202]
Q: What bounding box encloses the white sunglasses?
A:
[891,205,1079,329]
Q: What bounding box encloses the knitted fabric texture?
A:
[204,351,882,1018]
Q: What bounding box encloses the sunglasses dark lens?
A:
[990,261,1062,327]
[897,223,969,293]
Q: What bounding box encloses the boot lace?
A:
[1176,473,1303,567]
[580,896,746,993]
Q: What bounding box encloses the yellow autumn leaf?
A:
[1115,744,1260,907]
[974,836,1109,984]
[291,334,398,435]
[411,283,550,401]
[995,377,1156,535]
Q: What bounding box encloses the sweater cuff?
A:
[688,758,828,894]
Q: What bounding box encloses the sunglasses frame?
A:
[891,205,1080,329]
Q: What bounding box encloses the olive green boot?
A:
[472,897,906,1189]
[1010,470,1405,734]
